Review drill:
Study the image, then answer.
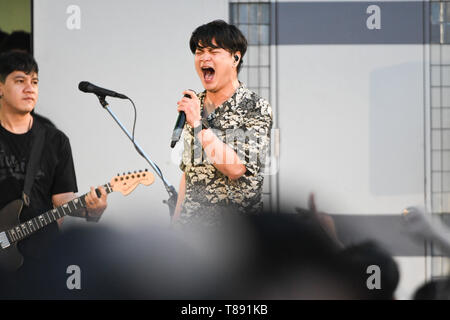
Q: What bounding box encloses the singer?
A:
[0,51,108,264]
[172,20,273,226]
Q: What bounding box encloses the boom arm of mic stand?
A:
[96,95,178,218]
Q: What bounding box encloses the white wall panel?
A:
[34,0,228,230]
[277,45,425,214]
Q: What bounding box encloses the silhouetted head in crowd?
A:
[0,31,31,53]
[0,29,8,46]
[338,240,400,299]
[220,212,363,299]
[413,277,450,300]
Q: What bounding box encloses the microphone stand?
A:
[96,95,178,219]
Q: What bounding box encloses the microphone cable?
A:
[126,97,165,182]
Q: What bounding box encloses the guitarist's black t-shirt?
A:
[0,117,78,260]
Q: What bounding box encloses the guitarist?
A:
[0,51,108,264]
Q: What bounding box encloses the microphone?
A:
[78,81,128,99]
[170,92,193,148]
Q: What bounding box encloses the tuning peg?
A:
[128,171,131,174]
[139,170,142,172]
[117,173,120,176]
[145,169,148,172]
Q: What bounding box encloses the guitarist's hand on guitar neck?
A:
[84,186,108,222]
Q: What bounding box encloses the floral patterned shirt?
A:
[178,83,273,226]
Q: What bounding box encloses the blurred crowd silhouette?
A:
[1,200,448,300]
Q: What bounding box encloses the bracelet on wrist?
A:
[193,118,209,138]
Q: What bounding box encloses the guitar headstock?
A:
[110,169,155,196]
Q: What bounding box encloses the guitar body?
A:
[0,170,154,272]
[0,200,25,272]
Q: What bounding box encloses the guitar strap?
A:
[22,119,46,207]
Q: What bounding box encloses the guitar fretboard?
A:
[6,183,113,244]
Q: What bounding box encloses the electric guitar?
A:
[0,170,154,272]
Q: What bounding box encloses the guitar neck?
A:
[6,183,114,244]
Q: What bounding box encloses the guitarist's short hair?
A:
[0,50,38,83]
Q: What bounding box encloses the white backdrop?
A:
[278,45,425,214]
[34,0,228,230]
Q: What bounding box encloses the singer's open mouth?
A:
[202,67,215,82]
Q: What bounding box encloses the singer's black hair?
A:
[0,50,38,82]
[189,20,247,74]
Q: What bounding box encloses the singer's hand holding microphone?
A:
[170,90,201,148]
[177,90,201,128]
